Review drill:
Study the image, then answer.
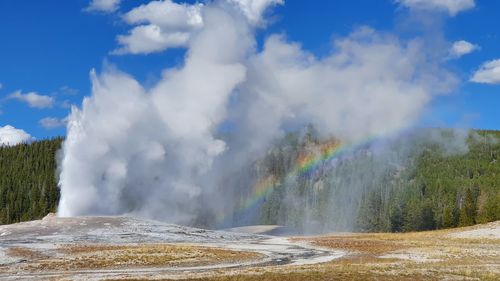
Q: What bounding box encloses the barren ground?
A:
[0,215,342,280]
[0,215,498,280]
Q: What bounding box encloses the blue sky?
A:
[0,0,499,142]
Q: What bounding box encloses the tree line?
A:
[0,138,62,224]
[0,129,499,232]
[256,128,500,233]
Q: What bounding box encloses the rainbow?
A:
[216,138,372,227]
[239,175,278,212]
[295,139,345,178]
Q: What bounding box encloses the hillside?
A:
[243,128,500,233]
[0,138,63,224]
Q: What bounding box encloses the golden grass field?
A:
[139,222,499,281]
[1,216,498,280]
[6,244,262,272]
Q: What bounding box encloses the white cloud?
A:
[228,0,284,25]
[123,0,203,28]
[86,0,121,13]
[113,0,281,55]
[471,59,500,84]
[0,83,3,90]
[0,125,33,146]
[397,0,475,16]
[60,100,73,109]
[39,117,67,129]
[450,40,479,58]
[59,86,79,96]
[114,25,191,55]
[113,0,203,55]
[8,91,54,109]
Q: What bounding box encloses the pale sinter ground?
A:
[0,214,498,280]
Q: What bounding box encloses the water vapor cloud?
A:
[59,0,458,228]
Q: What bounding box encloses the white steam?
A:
[58,1,456,226]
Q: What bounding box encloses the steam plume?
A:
[58,0,457,228]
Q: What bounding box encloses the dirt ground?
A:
[7,244,262,272]
[0,216,341,280]
[182,221,500,281]
[0,216,498,280]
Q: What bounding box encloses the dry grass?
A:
[307,235,407,255]
[6,247,48,260]
[7,222,500,280]
[117,224,500,281]
[112,271,439,281]
[22,244,261,271]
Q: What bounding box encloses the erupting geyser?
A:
[58,0,457,230]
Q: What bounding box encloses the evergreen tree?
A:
[459,188,477,227]
[389,203,405,232]
[0,138,63,224]
[442,204,459,228]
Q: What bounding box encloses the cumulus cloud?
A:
[113,0,203,55]
[113,0,281,55]
[86,0,121,13]
[227,0,284,25]
[0,125,32,146]
[59,1,457,227]
[8,91,54,109]
[397,0,475,16]
[450,40,479,58]
[39,117,67,129]
[114,25,192,54]
[123,0,204,28]
[471,59,500,84]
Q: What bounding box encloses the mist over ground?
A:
[57,0,464,231]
